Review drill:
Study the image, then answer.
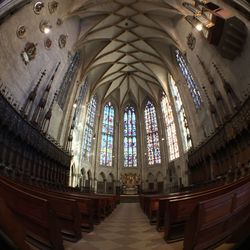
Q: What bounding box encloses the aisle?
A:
[64,203,182,250]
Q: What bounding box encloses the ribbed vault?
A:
[69,0,185,105]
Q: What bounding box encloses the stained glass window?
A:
[176,49,202,109]
[161,94,180,161]
[57,52,80,109]
[169,74,192,152]
[124,105,137,167]
[144,100,161,165]
[82,96,97,161]
[100,102,115,167]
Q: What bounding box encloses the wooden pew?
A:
[20,183,95,232]
[141,191,191,224]
[155,176,246,231]
[50,190,103,228]
[163,176,250,242]
[0,175,84,241]
[60,192,119,222]
[183,181,250,250]
[0,178,64,250]
[0,198,30,250]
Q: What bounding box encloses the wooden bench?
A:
[1,175,85,241]
[0,178,63,250]
[62,192,119,223]
[183,181,250,250]
[141,191,191,224]
[0,198,30,250]
[23,184,95,232]
[163,176,250,242]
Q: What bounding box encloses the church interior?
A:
[0,0,250,249]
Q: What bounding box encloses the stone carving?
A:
[58,34,67,48]
[186,32,196,50]
[121,173,140,194]
[20,42,37,65]
[56,18,63,26]
[121,173,140,187]
[48,1,59,14]
[16,25,26,39]
[33,1,44,15]
[44,38,52,49]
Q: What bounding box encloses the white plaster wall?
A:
[0,0,81,140]
[174,0,250,145]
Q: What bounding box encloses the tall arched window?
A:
[161,93,179,161]
[100,102,115,167]
[144,100,161,165]
[82,96,97,161]
[124,105,137,167]
[169,74,192,152]
[176,49,202,109]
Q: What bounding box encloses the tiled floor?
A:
[64,203,235,250]
[64,203,182,250]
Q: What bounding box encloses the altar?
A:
[122,186,138,195]
[121,173,140,195]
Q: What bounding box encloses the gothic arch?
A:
[98,172,106,182]
[108,173,115,182]
[87,170,92,180]
[156,171,164,182]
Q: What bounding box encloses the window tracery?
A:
[169,75,192,152]
[176,49,202,109]
[124,105,137,167]
[100,102,115,167]
[161,94,180,161]
[82,95,97,161]
[144,100,161,165]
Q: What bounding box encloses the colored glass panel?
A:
[124,105,137,167]
[144,101,161,165]
[100,102,115,167]
[82,96,97,161]
[169,74,192,152]
[176,49,202,109]
[161,93,180,161]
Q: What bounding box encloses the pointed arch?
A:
[144,99,161,165]
[82,95,97,161]
[98,172,106,181]
[168,74,192,152]
[123,104,137,167]
[175,49,202,109]
[87,170,92,180]
[161,92,180,161]
[100,101,115,166]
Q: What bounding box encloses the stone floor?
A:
[64,203,182,250]
[64,203,235,250]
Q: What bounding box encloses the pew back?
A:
[0,178,63,250]
[183,181,250,250]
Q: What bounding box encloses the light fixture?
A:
[39,20,52,34]
[161,137,165,141]
[73,103,77,108]
[195,23,203,31]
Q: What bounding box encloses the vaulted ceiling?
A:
[68,0,186,106]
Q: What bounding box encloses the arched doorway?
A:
[97,172,106,193]
[156,172,164,193]
[106,173,115,194]
[147,173,154,191]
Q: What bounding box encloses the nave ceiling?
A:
[68,0,186,106]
